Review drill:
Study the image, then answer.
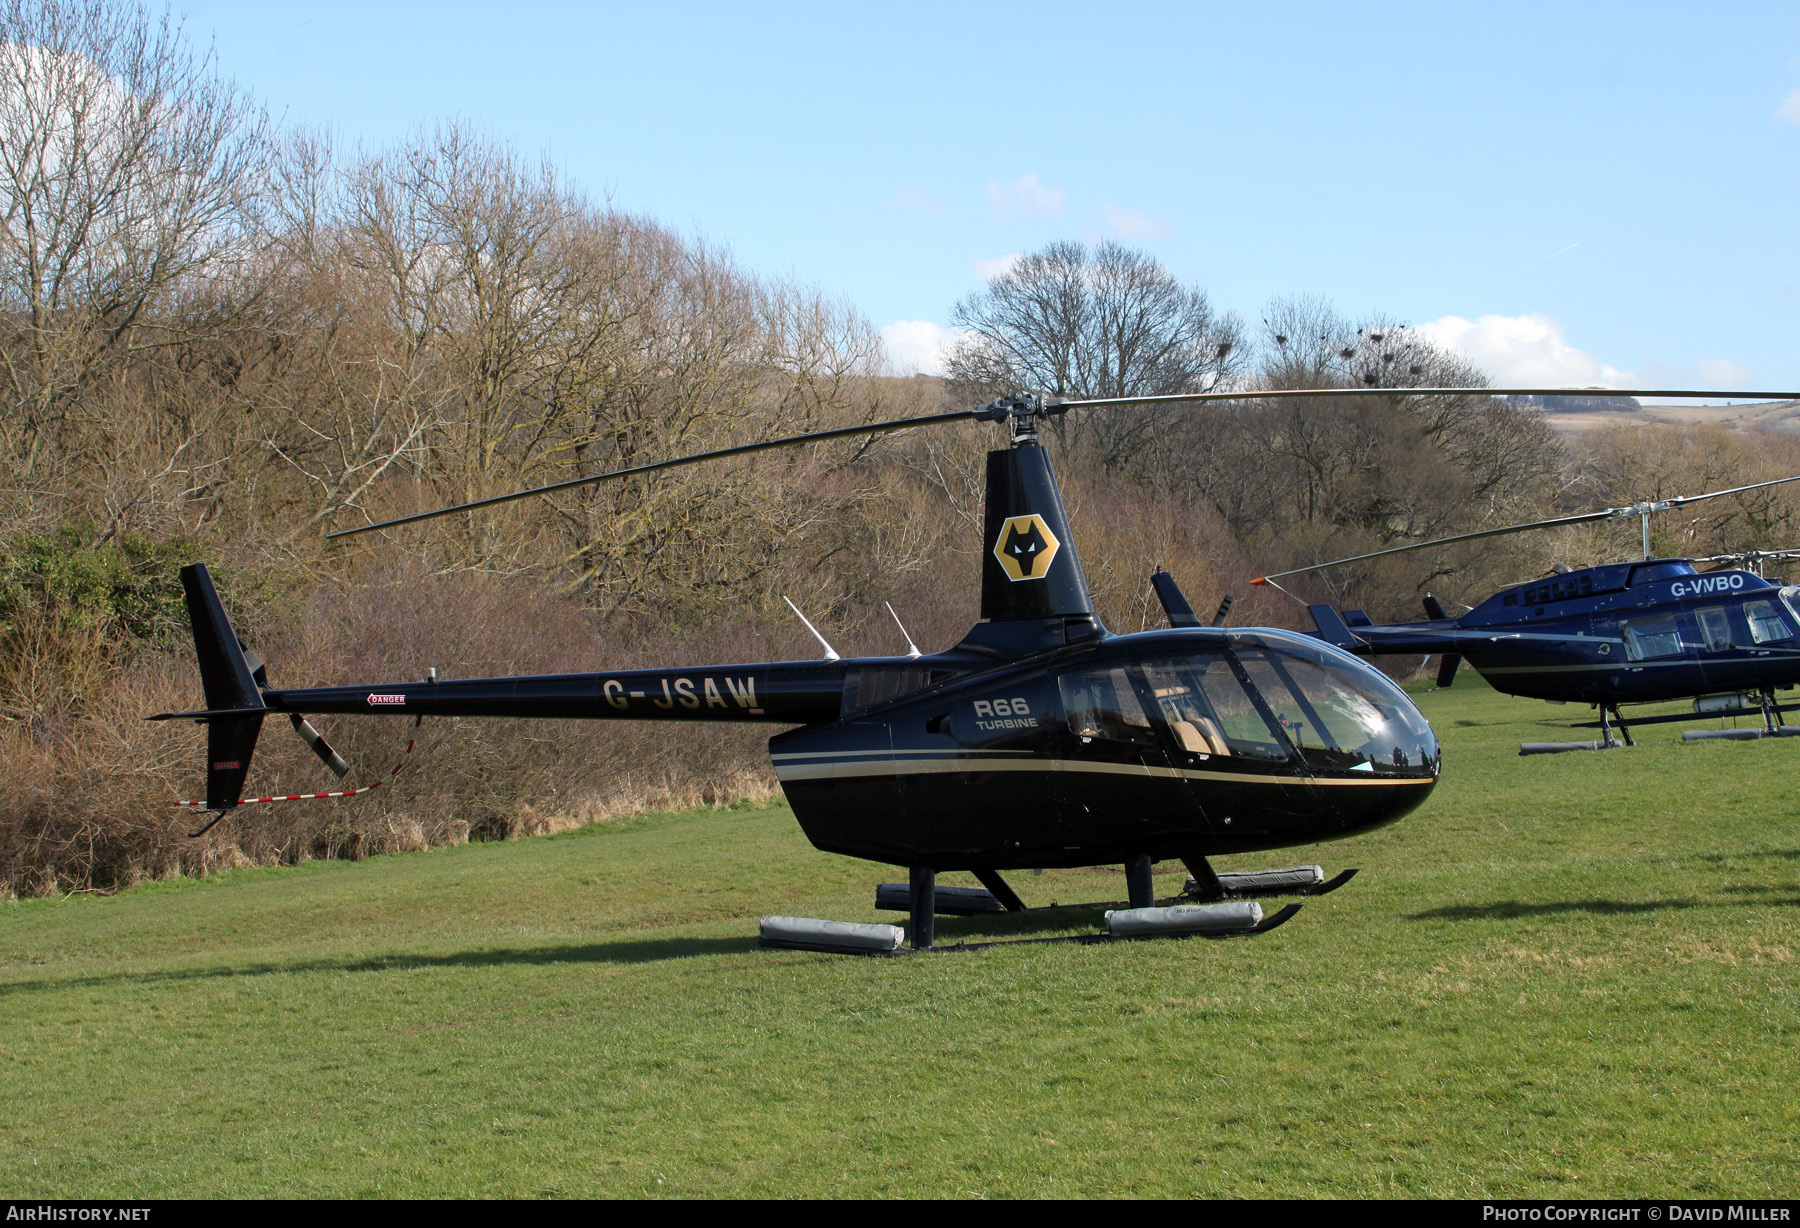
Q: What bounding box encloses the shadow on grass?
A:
[0,934,765,997]
[1696,848,1800,865]
[1408,898,1702,921]
[1411,890,1800,921]
[0,902,1154,997]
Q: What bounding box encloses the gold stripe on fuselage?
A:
[1481,653,1800,675]
[772,757,1432,786]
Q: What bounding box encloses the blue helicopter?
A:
[1255,474,1800,751]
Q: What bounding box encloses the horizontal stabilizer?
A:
[146,705,269,723]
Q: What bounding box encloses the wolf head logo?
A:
[994,514,1061,582]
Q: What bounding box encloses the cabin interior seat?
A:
[1170,717,1230,756]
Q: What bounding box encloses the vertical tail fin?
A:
[1150,569,1201,628]
[179,564,266,811]
[980,445,1095,622]
[1306,604,1361,651]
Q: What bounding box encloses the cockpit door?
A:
[1052,662,1205,851]
[1138,651,1319,839]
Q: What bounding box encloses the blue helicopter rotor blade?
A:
[1061,386,1800,409]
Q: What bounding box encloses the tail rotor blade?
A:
[289,713,350,778]
[1422,594,1448,621]
[1435,654,1462,689]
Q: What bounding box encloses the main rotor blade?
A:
[1252,471,1800,585]
[328,384,1800,540]
[1661,472,1800,509]
[325,408,980,540]
[1251,510,1621,585]
[1059,386,1800,409]
[1692,548,1800,564]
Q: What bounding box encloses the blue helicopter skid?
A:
[1571,701,1800,730]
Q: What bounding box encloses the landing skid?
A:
[873,863,1354,915]
[1682,726,1800,742]
[759,859,1346,955]
[1178,860,1359,900]
[1560,693,1800,747]
[1524,704,1634,754]
[764,901,1304,957]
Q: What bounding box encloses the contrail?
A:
[1508,240,1582,280]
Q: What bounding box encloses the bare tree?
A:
[946,240,1244,468]
[0,0,270,487]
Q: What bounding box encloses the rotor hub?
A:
[974,391,1070,447]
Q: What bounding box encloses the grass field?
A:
[2,675,1796,1198]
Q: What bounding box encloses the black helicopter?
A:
[1257,474,1800,751]
[151,384,1793,949]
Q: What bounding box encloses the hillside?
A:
[1541,398,1800,436]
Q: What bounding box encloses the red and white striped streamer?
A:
[176,729,418,809]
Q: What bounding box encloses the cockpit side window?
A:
[1742,600,1793,645]
[1622,614,1683,661]
[1696,607,1733,652]
[1138,646,1435,773]
[1058,666,1159,748]
[1139,655,1291,762]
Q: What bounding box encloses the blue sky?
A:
[181,1,1800,392]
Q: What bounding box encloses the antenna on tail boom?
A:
[784,597,841,662]
[886,602,922,659]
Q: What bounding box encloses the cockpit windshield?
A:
[1782,587,1800,630]
[1122,632,1439,776]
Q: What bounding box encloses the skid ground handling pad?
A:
[759,859,1352,956]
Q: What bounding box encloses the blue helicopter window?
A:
[1697,607,1733,652]
[1622,614,1683,660]
[1743,600,1793,645]
[1629,562,1696,586]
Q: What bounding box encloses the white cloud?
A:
[1777,88,1800,124]
[984,172,1064,219]
[1413,313,1637,388]
[973,253,1021,280]
[889,188,947,214]
[1100,202,1171,240]
[1693,357,1757,389]
[880,320,969,376]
